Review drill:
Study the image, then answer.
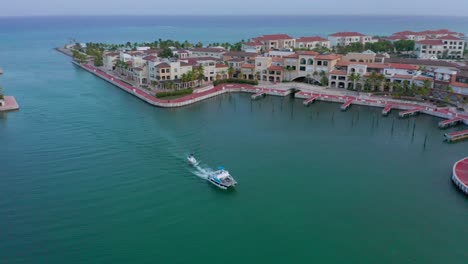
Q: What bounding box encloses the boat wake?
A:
[190,163,214,180]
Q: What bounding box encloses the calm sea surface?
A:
[0,16,467,263]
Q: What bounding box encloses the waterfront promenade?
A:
[452,157,468,194]
[76,62,468,127]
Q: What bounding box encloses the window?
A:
[300,58,306,64]
[300,66,306,71]
[317,61,322,66]
[308,59,314,65]
[323,61,328,66]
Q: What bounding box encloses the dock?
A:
[438,117,464,128]
[382,104,393,116]
[444,129,468,142]
[398,108,422,118]
[251,92,266,100]
[303,95,320,106]
[0,96,20,112]
[340,99,354,111]
[452,157,468,195]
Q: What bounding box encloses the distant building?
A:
[328,32,375,47]
[295,36,330,50]
[251,34,296,51]
[415,36,465,59]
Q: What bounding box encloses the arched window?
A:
[308,59,314,65]
[300,58,306,64]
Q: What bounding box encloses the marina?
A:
[251,91,266,100]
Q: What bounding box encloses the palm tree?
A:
[349,73,361,91]
[228,66,235,79]
[312,70,318,83]
[306,73,311,84]
[196,66,205,86]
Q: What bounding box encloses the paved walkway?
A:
[77,63,468,123]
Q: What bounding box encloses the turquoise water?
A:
[0,16,467,263]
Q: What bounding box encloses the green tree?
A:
[349,73,361,91]
[159,48,173,58]
[0,85,4,99]
[394,40,415,52]
[228,66,235,79]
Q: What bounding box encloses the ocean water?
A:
[0,16,467,263]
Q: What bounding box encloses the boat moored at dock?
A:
[208,167,237,189]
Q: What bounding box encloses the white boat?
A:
[208,167,237,189]
[187,154,198,166]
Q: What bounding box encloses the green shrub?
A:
[213,79,258,86]
[155,88,193,98]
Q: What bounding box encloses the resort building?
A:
[241,40,263,53]
[103,52,120,70]
[222,51,257,63]
[329,61,432,91]
[342,50,377,63]
[295,36,330,50]
[415,36,465,59]
[251,34,296,51]
[189,47,226,59]
[328,32,375,47]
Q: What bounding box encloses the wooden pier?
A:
[398,108,422,118]
[340,99,354,111]
[382,104,393,116]
[251,92,266,100]
[303,95,320,106]
[444,129,468,142]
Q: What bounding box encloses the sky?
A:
[1,0,467,17]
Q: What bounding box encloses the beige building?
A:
[251,34,296,51]
[295,36,330,50]
[328,32,375,47]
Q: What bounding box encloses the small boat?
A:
[187,154,198,166]
[208,166,237,190]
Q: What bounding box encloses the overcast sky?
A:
[1,0,468,16]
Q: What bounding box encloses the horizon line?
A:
[1,14,468,18]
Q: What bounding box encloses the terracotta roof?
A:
[315,54,341,60]
[216,64,228,68]
[191,47,226,53]
[329,32,366,37]
[450,81,468,88]
[413,76,433,81]
[284,54,299,58]
[297,36,328,42]
[143,55,158,62]
[180,61,194,67]
[329,70,348,75]
[437,35,463,41]
[254,34,294,41]
[227,58,245,62]
[384,58,458,68]
[224,51,257,57]
[186,57,220,63]
[133,67,144,71]
[244,40,262,46]
[155,63,170,68]
[241,64,255,69]
[104,52,119,57]
[393,31,417,35]
[386,35,406,40]
[416,40,444,45]
[267,66,283,71]
[297,51,320,56]
[387,63,419,70]
[272,57,283,62]
[391,74,413,80]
